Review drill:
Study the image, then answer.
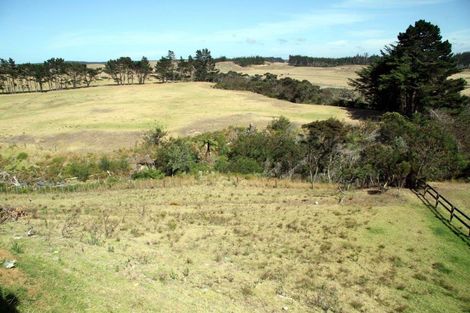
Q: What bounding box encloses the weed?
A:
[432,262,451,274]
[10,241,23,254]
[412,273,427,281]
[350,300,363,310]
[241,284,254,297]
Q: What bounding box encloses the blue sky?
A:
[0,0,469,62]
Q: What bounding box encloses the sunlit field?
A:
[0,82,354,153]
[1,176,469,313]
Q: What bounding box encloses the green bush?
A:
[143,126,167,146]
[99,156,129,173]
[155,139,198,175]
[214,155,230,173]
[227,157,263,174]
[65,160,97,181]
[16,152,28,160]
[131,168,164,180]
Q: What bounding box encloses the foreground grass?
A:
[0,82,352,153]
[0,176,469,312]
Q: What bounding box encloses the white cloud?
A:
[209,11,366,41]
[48,10,367,51]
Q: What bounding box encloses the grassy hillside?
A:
[216,62,362,89]
[216,62,470,96]
[0,82,353,153]
[0,176,469,312]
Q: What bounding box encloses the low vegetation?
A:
[0,176,468,312]
[288,54,380,67]
[214,71,356,106]
[1,112,468,191]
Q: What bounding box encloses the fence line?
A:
[415,179,470,237]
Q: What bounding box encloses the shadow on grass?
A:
[0,287,20,313]
[411,188,470,246]
[344,107,382,121]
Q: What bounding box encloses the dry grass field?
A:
[216,62,470,95]
[0,176,469,313]
[0,82,353,153]
[216,62,362,89]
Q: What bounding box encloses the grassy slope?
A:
[0,82,352,153]
[216,61,362,89]
[216,62,470,96]
[0,177,468,313]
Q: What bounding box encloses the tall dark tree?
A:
[350,20,468,116]
[134,56,152,84]
[155,56,172,82]
[301,119,348,185]
[177,56,193,80]
[194,48,217,81]
[83,68,101,87]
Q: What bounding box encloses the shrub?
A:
[131,168,164,180]
[214,155,230,173]
[65,160,97,181]
[16,152,28,160]
[99,156,129,173]
[155,139,198,175]
[228,157,263,174]
[143,126,167,146]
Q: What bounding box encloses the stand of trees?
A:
[454,52,470,69]
[288,54,380,67]
[0,49,218,93]
[104,56,152,85]
[214,71,355,105]
[350,20,468,116]
[0,58,101,93]
[214,56,285,67]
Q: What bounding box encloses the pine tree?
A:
[194,48,217,81]
[350,20,468,116]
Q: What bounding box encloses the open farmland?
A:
[216,62,362,89]
[0,177,469,313]
[216,62,470,95]
[0,82,354,153]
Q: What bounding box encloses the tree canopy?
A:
[350,20,468,116]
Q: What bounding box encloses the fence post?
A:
[449,206,455,222]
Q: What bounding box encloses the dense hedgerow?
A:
[214,71,355,106]
[1,113,467,187]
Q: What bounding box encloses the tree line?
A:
[454,52,470,69]
[0,58,101,93]
[0,49,218,93]
[214,56,285,67]
[288,54,380,67]
[214,71,355,106]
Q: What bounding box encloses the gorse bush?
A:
[154,138,198,176]
[131,168,164,180]
[214,71,355,106]
[65,160,98,182]
[1,113,467,187]
[227,157,263,174]
[98,156,129,173]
